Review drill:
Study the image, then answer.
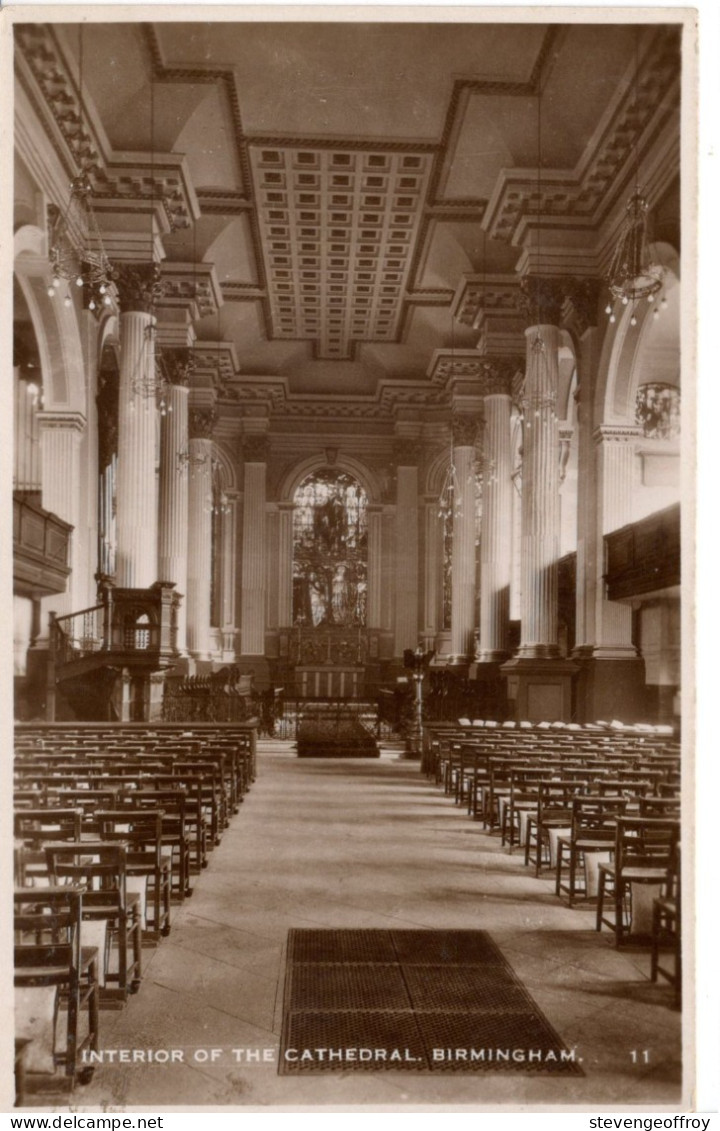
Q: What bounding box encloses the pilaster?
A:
[449,414,478,662]
[158,350,192,654]
[186,408,215,660]
[393,437,422,653]
[37,410,86,617]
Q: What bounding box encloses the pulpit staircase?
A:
[49,582,180,721]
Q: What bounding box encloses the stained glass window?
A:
[635,383,681,439]
[292,470,368,626]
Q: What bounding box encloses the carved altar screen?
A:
[292,470,368,627]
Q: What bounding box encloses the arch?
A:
[211,441,238,492]
[14,230,88,415]
[595,242,680,427]
[425,446,451,498]
[278,451,383,505]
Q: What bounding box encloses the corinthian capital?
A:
[188,407,216,439]
[113,262,164,314]
[243,435,270,462]
[517,276,567,327]
[451,414,478,448]
[478,357,525,397]
[162,348,196,387]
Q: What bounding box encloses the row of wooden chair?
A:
[422,719,682,1008]
[13,722,258,1103]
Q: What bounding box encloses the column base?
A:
[500,656,578,723]
[467,660,509,721]
[572,651,647,724]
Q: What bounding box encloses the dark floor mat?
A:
[279,929,584,1074]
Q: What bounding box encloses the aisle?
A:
[80,742,682,1110]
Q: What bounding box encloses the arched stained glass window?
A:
[292,470,368,627]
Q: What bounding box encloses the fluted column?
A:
[240,435,268,656]
[394,440,421,653]
[366,506,384,629]
[158,351,192,654]
[450,415,478,660]
[277,502,295,627]
[517,322,562,657]
[219,489,239,659]
[186,408,215,660]
[114,264,163,588]
[593,426,643,653]
[476,363,516,661]
[37,410,85,616]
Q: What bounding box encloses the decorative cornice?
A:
[453,275,522,329]
[593,424,644,445]
[188,407,216,440]
[113,262,164,314]
[36,410,87,433]
[158,263,221,319]
[483,31,680,246]
[428,350,487,387]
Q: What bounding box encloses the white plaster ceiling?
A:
[28,19,681,400]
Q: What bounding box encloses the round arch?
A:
[595,242,680,426]
[211,441,238,492]
[278,451,383,505]
[14,225,87,415]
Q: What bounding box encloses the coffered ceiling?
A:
[14,17,682,408]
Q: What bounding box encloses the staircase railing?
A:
[52,605,106,666]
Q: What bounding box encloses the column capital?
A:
[162,348,196,387]
[393,438,424,466]
[478,357,525,397]
[451,413,478,448]
[242,435,270,462]
[593,424,644,446]
[188,407,217,440]
[36,410,86,434]
[113,262,164,314]
[564,278,602,335]
[517,276,566,326]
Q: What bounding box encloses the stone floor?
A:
[76,740,684,1112]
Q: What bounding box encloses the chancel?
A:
[10,14,687,1111]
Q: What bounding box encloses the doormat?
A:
[279,928,583,1074]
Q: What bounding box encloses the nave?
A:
[75,740,681,1110]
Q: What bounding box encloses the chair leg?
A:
[596,871,606,932]
[614,876,625,947]
[650,900,661,982]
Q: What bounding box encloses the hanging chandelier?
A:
[46,29,113,310]
[128,323,171,412]
[605,193,665,325]
[605,32,666,326]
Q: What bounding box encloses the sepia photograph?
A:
[3,2,705,1115]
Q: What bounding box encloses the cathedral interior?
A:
[9,13,692,1113]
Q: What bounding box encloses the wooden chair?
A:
[44,842,142,1005]
[651,842,681,1006]
[14,886,99,1091]
[555,796,628,906]
[117,788,191,899]
[596,817,681,946]
[94,810,171,939]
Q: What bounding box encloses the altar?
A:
[288,625,368,700]
[295,666,364,699]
